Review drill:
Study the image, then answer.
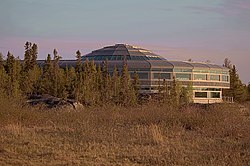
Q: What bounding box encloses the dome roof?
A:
[82,44,166,61]
[80,44,227,71]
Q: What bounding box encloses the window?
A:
[195,92,207,98]
[176,73,191,80]
[211,92,220,98]
[141,87,150,90]
[210,70,222,74]
[153,73,171,79]
[138,73,149,79]
[116,56,123,60]
[210,75,220,81]
[106,55,112,60]
[111,56,117,60]
[194,74,207,80]
[193,70,209,73]
[222,71,229,74]
[129,68,150,72]
[174,68,192,72]
[222,75,229,82]
[151,68,173,72]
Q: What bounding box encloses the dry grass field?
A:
[0,97,250,165]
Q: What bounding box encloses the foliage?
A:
[223,60,248,102]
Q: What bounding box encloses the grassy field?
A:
[0,97,250,165]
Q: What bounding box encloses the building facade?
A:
[80,44,230,104]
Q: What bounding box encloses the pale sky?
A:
[0,0,249,83]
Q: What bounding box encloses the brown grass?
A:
[0,97,250,165]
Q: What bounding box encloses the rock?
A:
[72,102,84,110]
[27,94,83,110]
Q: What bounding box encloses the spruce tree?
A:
[0,52,4,71]
[162,79,169,103]
[30,43,38,68]
[5,52,21,98]
[41,54,53,95]
[0,53,8,95]
[132,71,140,96]
[229,65,247,102]
[100,60,110,103]
[75,50,82,74]
[65,66,74,99]
[52,49,63,97]
[21,42,40,96]
[120,63,136,106]
[23,42,32,72]
[170,76,181,108]
[111,66,120,103]
[248,82,250,100]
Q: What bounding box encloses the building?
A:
[80,44,230,104]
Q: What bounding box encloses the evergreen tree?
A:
[5,52,21,98]
[132,71,140,97]
[75,50,82,74]
[0,52,4,71]
[223,58,232,69]
[162,79,169,104]
[52,49,65,98]
[248,82,250,100]
[65,66,77,99]
[0,53,8,95]
[5,51,15,75]
[120,63,136,106]
[100,60,110,103]
[41,54,53,95]
[30,43,38,68]
[21,42,40,96]
[111,66,121,103]
[229,65,247,102]
[23,42,32,72]
[170,76,181,108]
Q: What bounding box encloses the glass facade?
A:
[176,73,191,80]
[137,73,149,79]
[82,55,162,61]
[151,68,172,72]
[153,73,171,79]
[173,68,192,72]
[193,88,221,91]
[222,75,229,82]
[195,92,207,98]
[210,70,222,74]
[211,92,220,98]
[193,70,209,73]
[210,75,220,81]
[194,74,207,80]
[78,44,230,103]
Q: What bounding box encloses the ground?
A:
[0,99,250,165]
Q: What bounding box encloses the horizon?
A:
[0,0,249,84]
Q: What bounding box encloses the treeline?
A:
[0,42,193,107]
[223,58,250,102]
[0,42,249,107]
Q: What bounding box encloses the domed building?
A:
[80,44,230,104]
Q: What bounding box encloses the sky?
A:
[0,0,249,83]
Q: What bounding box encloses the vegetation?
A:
[0,43,250,165]
[223,58,248,102]
[0,42,193,107]
[0,98,249,165]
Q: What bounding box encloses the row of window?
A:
[193,70,229,75]
[82,55,162,61]
[195,92,220,98]
[128,72,229,81]
[193,88,221,91]
[193,74,229,82]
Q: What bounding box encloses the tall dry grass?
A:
[0,98,250,165]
